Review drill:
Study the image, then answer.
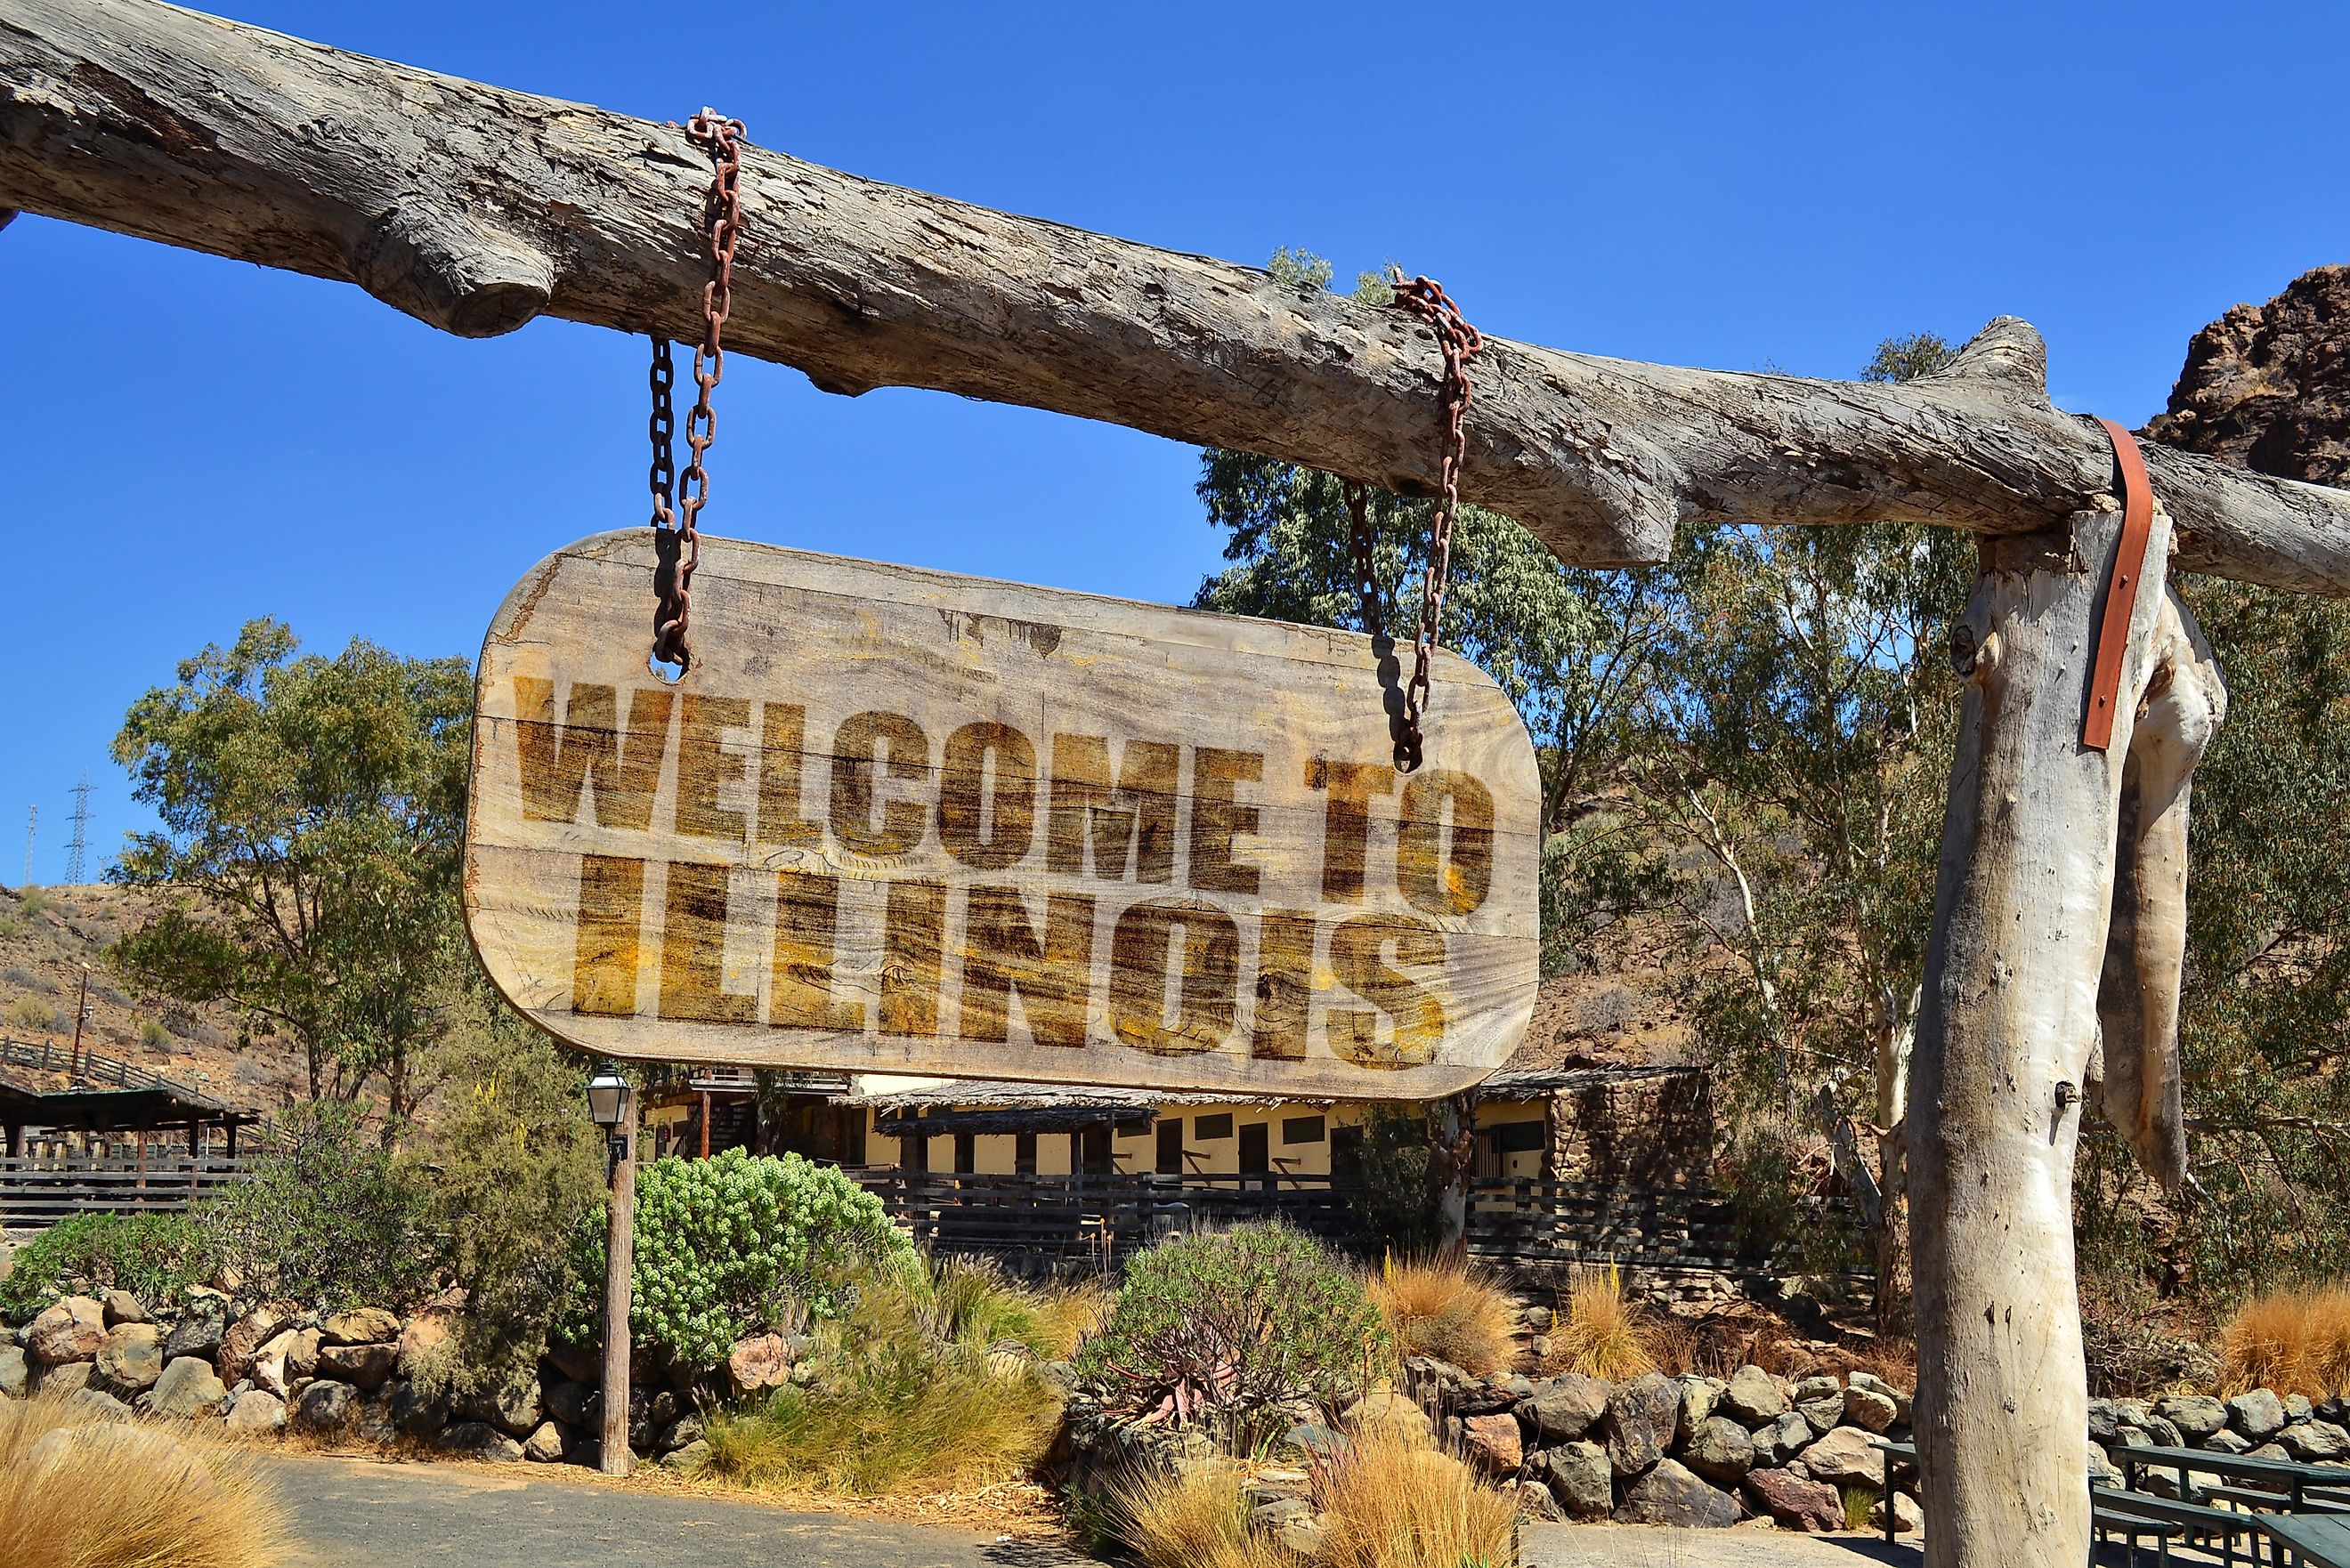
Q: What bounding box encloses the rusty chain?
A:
[1355,270,1482,772]
[649,109,748,675]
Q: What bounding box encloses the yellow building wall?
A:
[861,1102,1382,1177]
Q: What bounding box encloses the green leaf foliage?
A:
[566,1149,913,1369]
[1074,1221,1390,1433]
[109,618,471,1117]
[0,1212,216,1319]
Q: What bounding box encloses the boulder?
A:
[661,1438,711,1473]
[33,1360,94,1397]
[1518,1375,1610,1444]
[541,1335,600,1387]
[2088,1399,2124,1443]
[317,1342,398,1391]
[100,1289,147,1326]
[542,1378,597,1431]
[224,1389,288,1434]
[1720,1364,1788,1425]
[2280,1422,2349,1462]
[1849,1370,1902,1401]
[726,1332,792,1397]
[1795,1424,1884,1488]
[1609,1371,1681,1476]
[395,1294,464,1381]
[1842,1386,1898,1434]
[459,1372,544,1438]
[1508,1478,1564,1521]
[1752,1410,1814,1467]
[218,1304,292,1387]
[283,1328,322,1379]
[389,1378,450,1438]
[1681,1415,1755,1483]
[146,1355,225,1418]
[0,1345,24,1398]
[162,1301,226,1364]
[2155,1394,2229,1442]
[626,1386,677,1452]
[1461,1412,1522,1476]
[322,1307,400,1346]
[522,1421,566,1463]
[1870,1490,1925,1536]
[437,1420,524,1463]
[2229,1389,2289,1442]
[2287,1395,2317,1424]
[2088,1444,2123,1485]
[27,1296,108,1363]
[1536,1440,1614,1519]
[1355,1386,1434,1449]
[2203,1428,2253,1455]
[67,1386,135,1422]
[2249,1443,2292,1461]
[1744,1466,1844,1532]
[1680,1376,1724,1435]
[294,1378,359,1434]
[1615,1458,1739,1527]
[1523,1305,1554,1334]
[93,1322,165,1397]
[252,1335,294,1399]
[658,1412,705,1453]
[1791,1374,1844,1434]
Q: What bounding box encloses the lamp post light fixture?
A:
[584,1063,635,1476]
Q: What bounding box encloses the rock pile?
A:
[2090,1391,2350,1482]
[2,1284,814,1473]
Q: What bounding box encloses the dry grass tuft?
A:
[1104,1461,1291,1568]
[1366,1255,1519,1376]
[1032,1277,1115,1361]
[0,1392,291,1568]
[2220,1285,2350,1397]
[1317,1426,1516,1568]
[1544,1261,1655,1381]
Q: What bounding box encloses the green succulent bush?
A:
[0,1213,216,1318]
[1074,1220,1391,1433]
[567,1149,912,1368]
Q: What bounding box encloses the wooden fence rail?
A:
[854,1171,1358,1263]
[0,1152,253,1226]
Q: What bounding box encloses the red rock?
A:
[27,1297,108,1364]
[1461,1412,1523,1476]
[1744,1466,1845,1532]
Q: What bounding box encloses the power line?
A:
[64,772,91,885]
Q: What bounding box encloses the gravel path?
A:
[258,1453,1090,1568]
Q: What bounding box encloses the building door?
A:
[953,1131,976,1174]
[1155,1119,1184,1176]
[1239,1122,1270,1188]
[1080,1126,1113,1175]
[1014,1131,1037,1176]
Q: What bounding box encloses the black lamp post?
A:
[584,1063,634,1475]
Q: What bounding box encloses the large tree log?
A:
[1911,511,2220,1568]
[6,0,2350,590]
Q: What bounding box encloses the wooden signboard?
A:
[465,531,1539,1099]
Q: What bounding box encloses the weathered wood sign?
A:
[465,531,1539,1098]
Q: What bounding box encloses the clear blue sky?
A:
[4,0,2346,883]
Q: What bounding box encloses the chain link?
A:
[649,109,748,675]
[1381,269,1482,772]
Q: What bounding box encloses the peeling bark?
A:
[1910,505,2215,1568]
[5,0,2350,586]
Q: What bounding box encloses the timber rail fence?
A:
[853,1169,1837,1279]
[0,1152,251,1227]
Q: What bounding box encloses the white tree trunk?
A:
[1909,505,2200,1567]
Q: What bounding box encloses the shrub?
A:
[1339,1105,1439,1256]
[137,1019,171,1049]
[1841,1485,1877,1532]
[411,979,604,1398]
[1316,1425,1514,1568]
[0,1391,289,1568]
[1,966,52,993]
[1074,1221,1391,1435]
[202,1101,441,1312]
[18,888,47,917]
[0,1213,215,1319]
[4,996,56,1031]
[1367,1254,1519,1376]
[2220,1285,2350,1397]
[1544,1261,1654,1380]
[567,1148,912,1369]
[701,1257,1060,1496]
[1104,1461,1286,1568]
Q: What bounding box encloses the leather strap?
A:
[2082,417,2156,751]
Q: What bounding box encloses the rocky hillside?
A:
[2145,263,2350,482]
[0,883,305,1113]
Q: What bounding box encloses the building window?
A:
[1116,1119,1149,1138]
[1014,1131,1037,1175]
[1489,1120,1545,1152]
[953,1131,976,1174]
[1155,1119,1184,1176]
[1195,1112,1234,1140]
[1281,1114,1325,1145]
